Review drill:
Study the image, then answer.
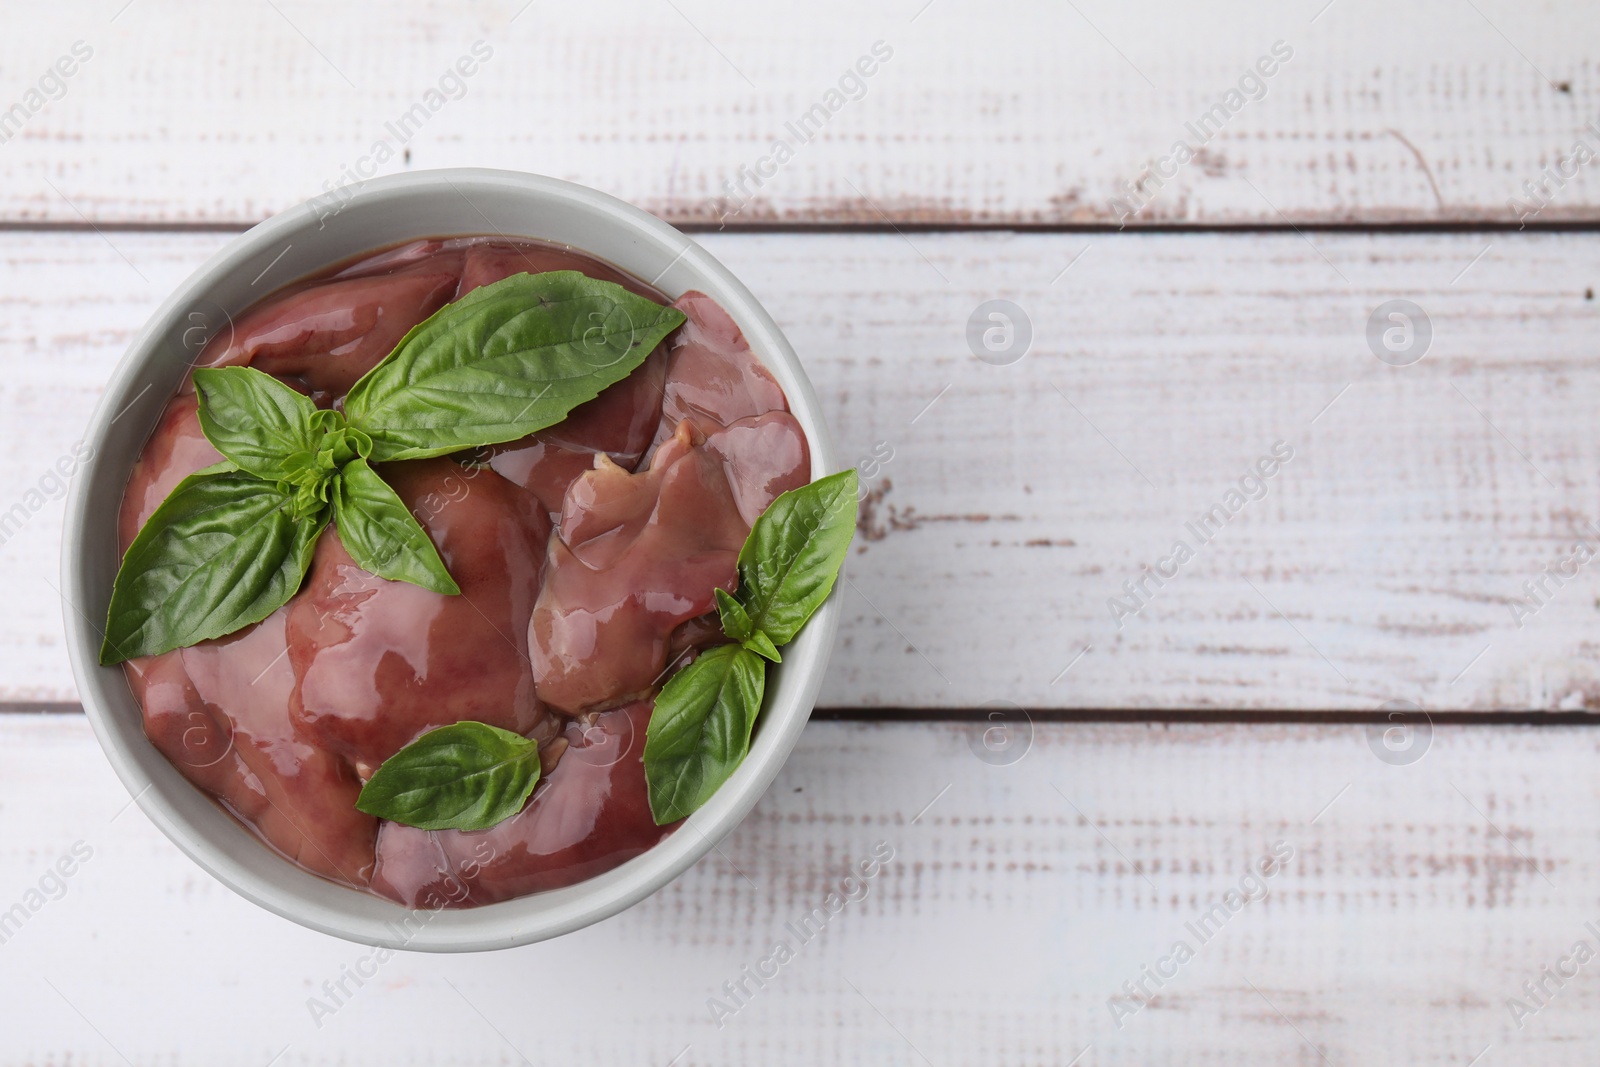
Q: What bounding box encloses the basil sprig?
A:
[352,469,857,833]
[101,271,686,665]
[355,721,542,831]
[643,469,858,824]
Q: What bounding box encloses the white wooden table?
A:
[3,1,1600,1063]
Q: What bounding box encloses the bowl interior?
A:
[61,169,839,951]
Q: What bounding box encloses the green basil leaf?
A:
[343,271,687,462]
[193,366,321,480]
[736,469,859,646]
[715,588,779,660]
[101,468,327,664]
[332,458,459,595]
[356,721,541,831]
[643,644,766,825]
[742,630,781,663]
[714,588,752,641]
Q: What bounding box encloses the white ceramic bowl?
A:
[60,169,839,951]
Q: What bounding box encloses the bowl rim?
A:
[60,168,840,951]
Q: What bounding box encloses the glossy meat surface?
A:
[652,291,811,523]
[287,459,552,776]
[126,615,378,885]
[655,291,790,440]
[117,394,221,552]
[528,422,752,716]
[197,254,463,404]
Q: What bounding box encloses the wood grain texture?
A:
[2,0,1598,225]
[5,229,1600,710]
[1,714,1597,1064]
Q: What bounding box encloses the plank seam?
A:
[7,220,1600,235]
[8,703,1600,724]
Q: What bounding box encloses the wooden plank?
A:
[2,714,1597,1063]
[9,229,1600,709]
[15,223,1600,710]
[3,0,1598,225]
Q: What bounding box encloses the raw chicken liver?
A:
[117,238,809,905]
